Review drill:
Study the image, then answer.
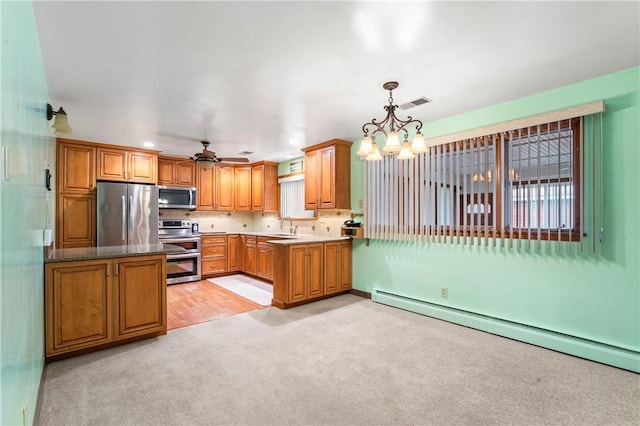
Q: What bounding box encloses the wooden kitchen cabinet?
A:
[244,236,257,275]
[234,166,252,211]
[256,237,274,281]
[201,235,228,277]
[227,234,240,272]
[97,146,157,184]
[323,240,352,294]
[45,254,166,358]
[56,139,97,249]
[57,140,96,193]
[215,165,235,211]
[158,156,195,187]
[301,139,352,210]
[251,161,278,212]
[272,243,323,307]
[238,234,246,272]
[196,166,215,210]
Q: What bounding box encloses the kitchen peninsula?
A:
[44,243,184,360]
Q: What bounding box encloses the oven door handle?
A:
[166,252,201,260]
[161,238,201,244]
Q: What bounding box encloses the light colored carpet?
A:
[39,295,639,425]
[207,274,273,306]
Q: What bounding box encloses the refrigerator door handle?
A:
[121,195,126,242]
[129,195,133,244]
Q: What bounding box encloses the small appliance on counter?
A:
[341,219,364,238]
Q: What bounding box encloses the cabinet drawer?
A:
[245,236,257,245]
[202,235,227,245]
[202,259,227,274]
[202,244,227,258]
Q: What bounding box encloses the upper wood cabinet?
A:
[158,156,195,187]
[57,141,96,193]
[196,166,215,210]
[234,166,252,211]
[216,165,235,211]
[97,147,157,184]
[251,161,278,212]
[301,139,352,210]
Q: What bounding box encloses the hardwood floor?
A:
[167,279,268,330]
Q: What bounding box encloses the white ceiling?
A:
[33,1,639,163]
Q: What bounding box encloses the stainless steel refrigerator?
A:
[97,182,159,247]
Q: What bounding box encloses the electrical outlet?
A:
[359,199,363,208]
[440,287,448,298]
[22,403,27,426]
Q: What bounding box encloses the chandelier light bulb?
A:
[383,131,401,153]
[357,135,374,157]
[397,141,415,160]
[410,131,427,153]
[365,142,383,161]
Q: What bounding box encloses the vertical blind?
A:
[279,175,315,218]
[363,102,605,252]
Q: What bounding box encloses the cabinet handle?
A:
[106,264,111,277]
[115,264,119,276]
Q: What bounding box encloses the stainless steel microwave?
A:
[158,186,196,210]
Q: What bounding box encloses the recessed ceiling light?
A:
[143,141,155,148]
[286,154,294,159]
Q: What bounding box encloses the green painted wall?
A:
[0,1,54,424]
[351,68,640,360]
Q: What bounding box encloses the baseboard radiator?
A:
[372,289,640,373]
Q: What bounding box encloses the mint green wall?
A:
[352,68,640,361]
[1,2,54,424]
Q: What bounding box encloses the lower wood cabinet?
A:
[244,236,257,275]
[272,240,351,308]
[45,254,166,358]
[201,235,228,277]
[256,238,274,281]
[227,234,240,272]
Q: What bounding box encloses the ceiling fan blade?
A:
[217,157,250,163]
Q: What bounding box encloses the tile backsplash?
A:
[160,209,351,237]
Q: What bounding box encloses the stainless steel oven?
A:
[159,220,201,285]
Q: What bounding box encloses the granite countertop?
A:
[45,243,185,263]
[198,231,350,245]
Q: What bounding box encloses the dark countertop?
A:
[45,244,185,263]
[198,231,350,245]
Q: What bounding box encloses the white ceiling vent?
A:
[399,97,433,110]
[238,150,253,155]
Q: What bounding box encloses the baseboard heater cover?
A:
[372,289,640,373]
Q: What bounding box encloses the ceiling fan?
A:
[191,140,250,169]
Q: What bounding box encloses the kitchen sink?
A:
[268,233,298,238]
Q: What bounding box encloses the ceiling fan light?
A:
[365,142,383,161]
[357,135,373,157]
[397,141,415,160]
[382,131,401,153]
[196,158,215,170]
[410,131,427,153]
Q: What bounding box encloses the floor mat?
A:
[207,274,273,306]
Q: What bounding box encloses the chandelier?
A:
[357,81,427,161]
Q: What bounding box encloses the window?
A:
[279,174,315,219]
[364,103,604,250]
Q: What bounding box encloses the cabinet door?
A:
[216,165,235,211]
[288,245,307,303]
[197,167,215,210]
[338,241,352,291]
[57,193,95,248]
[113,255,166,340]
[157,159,175,185]
[323,242,341,295]
[234,166,251,211]
[45,260,112,356]
[128,152,157,183]
[57,142,96,193]
[97,148,128,181]
[227,235,240,271]
[238,235,246,271]
[318,146,335,208]
[304,150,318,209]
[245,238,257,275]
[251,164,264,210]
[307,244,324,298]
[176,161,195,186]
[256,243,270,279]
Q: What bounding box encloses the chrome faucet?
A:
[282,216,294,234]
